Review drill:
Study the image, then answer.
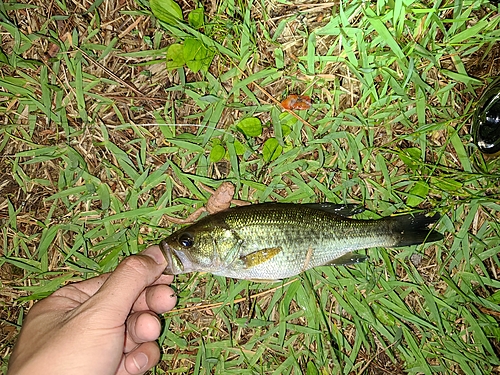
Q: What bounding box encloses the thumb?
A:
[85,246,167,323]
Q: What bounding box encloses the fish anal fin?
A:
[304,203,365,217]
[241,247,282,268]
[325,253,368,266]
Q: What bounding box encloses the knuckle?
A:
[119,255,151,278]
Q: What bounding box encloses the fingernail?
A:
[142,246,166,265]
[132,352,148,371]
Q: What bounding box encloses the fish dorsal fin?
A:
[241,247,282,268]
[324,252,368,266]
[303,203,365,217]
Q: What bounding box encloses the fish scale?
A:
[160,203,443,280]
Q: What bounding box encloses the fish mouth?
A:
[159,240,184,275]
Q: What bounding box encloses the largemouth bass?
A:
[160,203,442,280]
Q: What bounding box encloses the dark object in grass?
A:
[471,76,500,154]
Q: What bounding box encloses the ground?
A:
[1,0,500,374]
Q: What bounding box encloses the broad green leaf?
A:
[237,117,262,137]
[188,8,204,29]
[209,144,225,162]
[262,138,282,162]
[183,38,214,73]
[233,139,246,155]
[399,148,421,170]
[373,303,396,326]
[431,177,463,192]
[407,181,429,207]
[166,43,185,70]
[282,124,291,137]
[150,0,182,25]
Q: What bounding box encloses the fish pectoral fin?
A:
[325,252,368,266]
[240,247,282,268]
[303,203,365,217]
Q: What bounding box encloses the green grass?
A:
[1,0,500,374]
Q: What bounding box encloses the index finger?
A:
[70,273,174,299]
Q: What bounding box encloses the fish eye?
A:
[178,232,194,248]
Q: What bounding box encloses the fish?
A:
[159,203,443,280]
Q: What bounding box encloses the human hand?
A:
[7,245,176,375]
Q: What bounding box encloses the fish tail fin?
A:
[388,213,443,247]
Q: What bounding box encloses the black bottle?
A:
[471,76,500,154]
